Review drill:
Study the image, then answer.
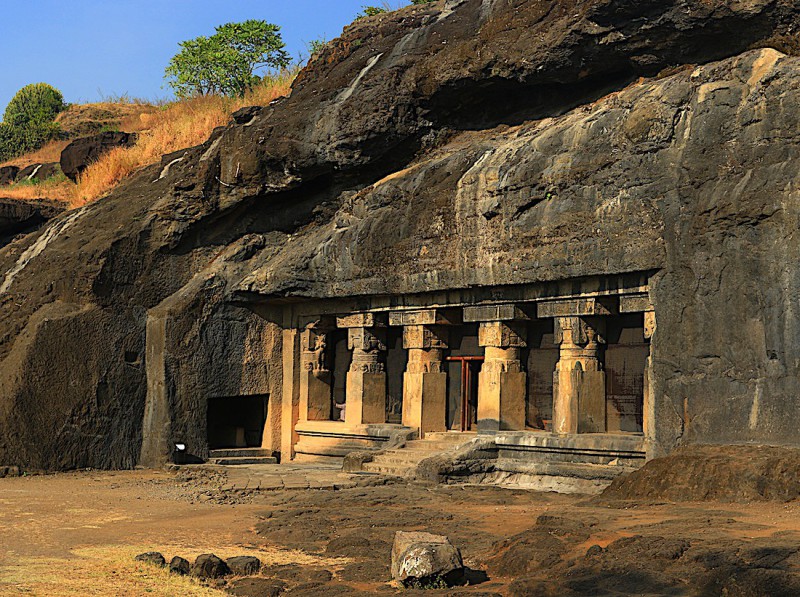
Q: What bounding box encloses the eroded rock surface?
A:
[0,0,798,470]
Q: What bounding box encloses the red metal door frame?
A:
[446,356,484,432]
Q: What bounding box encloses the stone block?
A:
[391,531,464,586]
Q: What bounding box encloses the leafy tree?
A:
[0,83,64,161]
[165,20,291,98]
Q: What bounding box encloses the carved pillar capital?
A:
[479,321,526,374]
[348,326,387,374]
[478,321,527,349]
[554,316,604,372]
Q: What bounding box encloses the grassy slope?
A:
[0,71,295,208]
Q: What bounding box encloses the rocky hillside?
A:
[0,0,799,470]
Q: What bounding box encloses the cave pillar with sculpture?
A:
[337,313,388,426]
[298,320,334,423]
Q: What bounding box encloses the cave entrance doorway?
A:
[207,394,268,449]
[605,314,649,434]
[446,357,484,432]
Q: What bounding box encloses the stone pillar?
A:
[338,317,388,426]
[401,325,448,438]
[643,310,656,441]
[477,321,527,431]
[299,325,333,422]
[553,317,606,434]
[280,328,301,461]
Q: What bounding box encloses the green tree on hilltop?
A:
[165,20,291,98]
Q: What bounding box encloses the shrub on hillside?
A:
[0,83,65,161]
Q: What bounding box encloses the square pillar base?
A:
[300,370,333,421]
[477,371,526,431]
[402,372,447,438]
[345,371,387,425]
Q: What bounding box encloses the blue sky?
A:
[0,0,406,115]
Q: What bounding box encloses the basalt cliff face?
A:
[0,0,799,470]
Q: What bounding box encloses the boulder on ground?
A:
[226,555,261,576]
[0,166,19,186]
[0,465,20,478]
[226,577,286,597]
[390,531,464,587]
[134,552,166,567]
[192,553,231,579]
[59,131,137,181]
[169,555,190,575]
[16,163,61,183]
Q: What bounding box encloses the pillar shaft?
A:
[477,321,527,431]
[402,326,448,437]
[553,317,606,434]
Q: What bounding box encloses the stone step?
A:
[209,448,273,459]
[361,462,407,477]
[208,456,278,466]
[403,440,470,452]
[422,432,478,442]
[370,452,435,466]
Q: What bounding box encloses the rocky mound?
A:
[496,522,800,596]
[0,0,799,470]
[601,445,800,503]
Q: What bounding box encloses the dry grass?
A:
[71,72,295,207]
[0,140,70,169]
[0,178,75,203]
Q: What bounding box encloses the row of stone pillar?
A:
[297,300,653,437]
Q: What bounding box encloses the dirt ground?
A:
[1,467,800,596]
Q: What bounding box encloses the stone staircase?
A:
[361,432,477,477]
[208,448,277,466]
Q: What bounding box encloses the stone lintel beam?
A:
[464,304,530,323]
[537,297,616,318]
[336,312,388,329]
[619,293,653,314]
[298,315,336,332]
[388,308,461,327]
